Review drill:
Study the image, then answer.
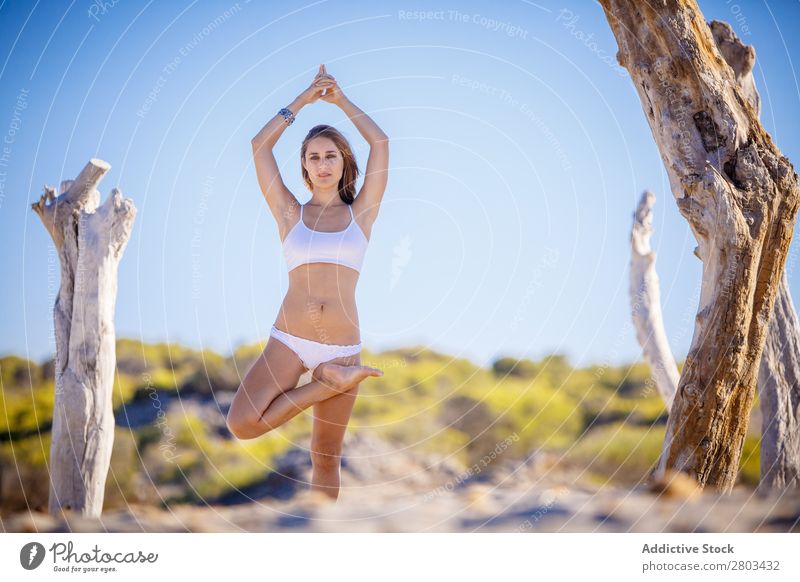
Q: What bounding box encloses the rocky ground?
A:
[3,432,798,533]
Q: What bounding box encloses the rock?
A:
[647,469,701,500]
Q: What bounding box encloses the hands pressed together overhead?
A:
[300,63,345,106]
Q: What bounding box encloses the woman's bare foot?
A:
[313,361,383,395]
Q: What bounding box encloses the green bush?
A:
[0,356,43,390]
[566,422,666,484]
[492,356,539,378]
[0,338,769,511]
[0,380,55,435]
[738,434,760,487]
[0,433,52,513]
[147,408,294,504]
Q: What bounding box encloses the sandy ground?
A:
[3,432,799,533]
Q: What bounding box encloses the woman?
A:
[226,64,388,500]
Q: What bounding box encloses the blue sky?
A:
[1,0,799,369]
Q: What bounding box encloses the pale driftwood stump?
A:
[31,159,136,516]
[758,275,800,492]
[601,0,800,491]
[629,190,680,410]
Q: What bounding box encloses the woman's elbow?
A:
[251,136,273,153]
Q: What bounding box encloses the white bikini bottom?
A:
[269,325,362,373]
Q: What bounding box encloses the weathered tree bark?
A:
[600,0,800,491]
[710,19,800,492]
[709,20,800,493]
[627,22,800,491]
[708,21,760,118]
[630,190,800,492]
[31,159,137,516]
[630,192,800,493]
[629,190,680,409]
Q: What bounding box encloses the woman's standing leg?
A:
[309,352,362,500]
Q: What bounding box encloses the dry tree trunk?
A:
[711,19,800,492]
[630,190,800,492]
[31,159,137,516]
[709,20,800,493]
[629,190,680,410]
[758,275,800,491]
[627,21,800,491]
[600,0,800,491]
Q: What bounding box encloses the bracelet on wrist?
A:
[278,107,296,125]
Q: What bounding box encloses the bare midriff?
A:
[273,262,361,345]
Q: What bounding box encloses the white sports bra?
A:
[282,203,369,273]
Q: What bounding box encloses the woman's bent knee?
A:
[226,379,281,439]
[226,407,275,440]
[226,412,255,440]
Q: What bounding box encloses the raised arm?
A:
[251,66,329,233]
[316,65,389,221]
[341,98,389,218]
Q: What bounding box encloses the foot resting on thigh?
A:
[313,361,383,392]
